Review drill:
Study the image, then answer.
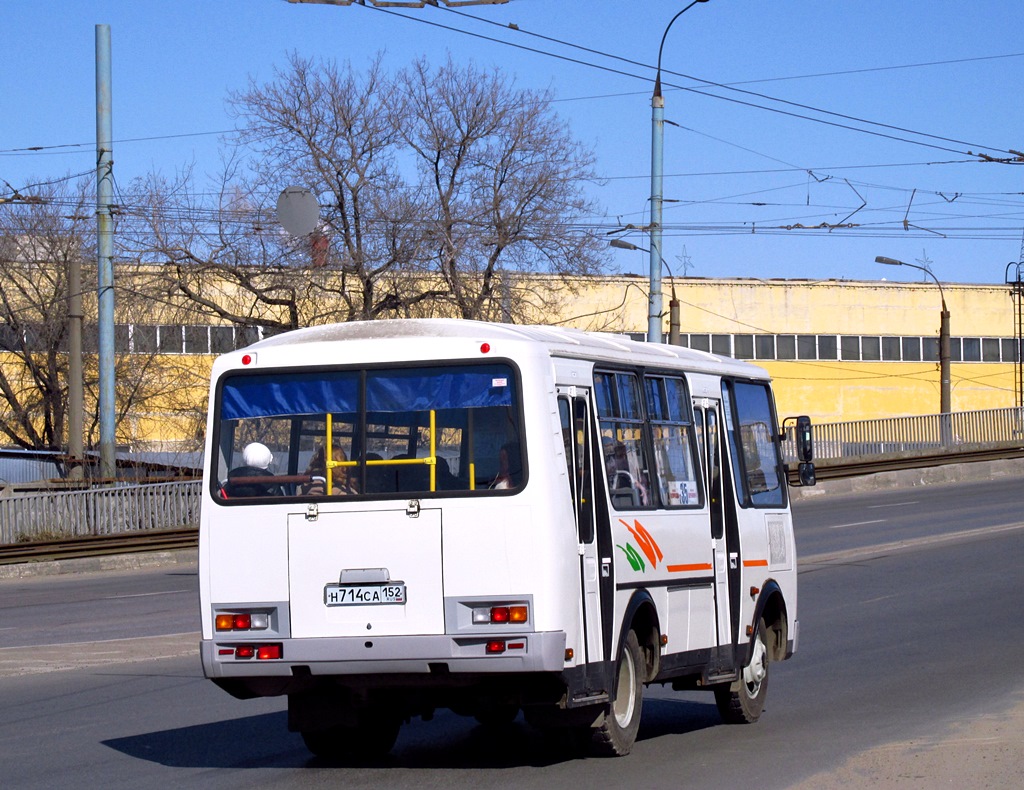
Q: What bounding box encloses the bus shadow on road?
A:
[102,711,306,769]
[102,697,721,770]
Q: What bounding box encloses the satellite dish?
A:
[276,187,319,237]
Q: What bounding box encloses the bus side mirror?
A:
[795,415,813,463]
[784,415,816,487]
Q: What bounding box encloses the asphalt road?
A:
[1,477,1022,788]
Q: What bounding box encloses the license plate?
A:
[324,583,406,606]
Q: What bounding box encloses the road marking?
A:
[103,590,187,600]
[829,519,885,529]
[867,501,919,509]
[801,521,1024,567]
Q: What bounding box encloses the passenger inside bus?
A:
[604,439,649,507]
[224,442,285,497]
[301,446,358,496]
[489,442,522,489]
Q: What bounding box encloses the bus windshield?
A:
[212,362,524,501]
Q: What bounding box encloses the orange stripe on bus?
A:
[743,559,769,567]
[667,563,713,573]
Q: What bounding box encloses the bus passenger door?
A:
[695,401,733,653]
[559,392,603,665]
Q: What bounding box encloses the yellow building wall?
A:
[559,277,1016,424]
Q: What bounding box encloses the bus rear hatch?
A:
[287,508,443,638]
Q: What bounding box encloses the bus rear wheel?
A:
[715,619,769,724]
[300,713,401,762]
[591,630,644,756]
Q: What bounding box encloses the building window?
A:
[776,335,796,360]
[0,324,19,351]
[712,334,732,356]
[861,336,881,361]
[962,337,981,362]
[185,326,209,354]
[949,337,962,362]
[159,325,183,354]
[922,337,939,362]
[841,336,860,361]
[689,334,710,352]
[1002,338,1018,363]
[734,335,754,359]
[210,327,234,353]
[902,337,921,362]
[982,338,1001,362]
[817,335,837,360]
[133,326,157,354]
[881,337,901,361]
[755,335,775,360]
[797,335,817,360]
[236,327,260,349]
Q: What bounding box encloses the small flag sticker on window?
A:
[492,377,508,388]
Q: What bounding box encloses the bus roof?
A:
[234,319,770,380]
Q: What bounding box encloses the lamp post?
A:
[648,0,709,343]
[875,256,951,415]
[611,239,681,345]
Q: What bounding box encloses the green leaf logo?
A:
[617,542,646,572]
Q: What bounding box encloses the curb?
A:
[790,457,1024,501]
[0,548,198,580]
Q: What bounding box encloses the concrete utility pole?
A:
[68,242,84,480]
[96,25,116,479]
[648,0,709,343]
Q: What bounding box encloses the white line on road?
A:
[829,519,885,529]
[801,521,1024,567]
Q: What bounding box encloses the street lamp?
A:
[648,0,709,343]
[875,256,951,415]
[611,239,681,345]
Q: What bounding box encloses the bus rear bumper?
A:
[201,630,568,682]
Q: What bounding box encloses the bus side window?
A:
[559,396,594,543]
[723,380,786,508]
[594,370,652,510]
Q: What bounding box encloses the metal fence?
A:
[784,406,1024,463]
[0,480,201,544]
[3,406,1024,544]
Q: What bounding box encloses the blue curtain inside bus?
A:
[220,365,515,421]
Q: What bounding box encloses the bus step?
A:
[702,670,739,685]
[571,691,610,706]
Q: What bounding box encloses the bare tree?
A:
[123,52,607,331]
[0,179,210,455]
[0,181,92,450]
[395,56,605,320]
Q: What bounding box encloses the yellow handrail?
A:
[323,411,437,493]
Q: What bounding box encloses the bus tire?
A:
[715,619,769,724]
[592,629,644,756]
[300,713,401,762]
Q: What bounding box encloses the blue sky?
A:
[4,0,1023,284]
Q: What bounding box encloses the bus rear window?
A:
[213,363,523,502]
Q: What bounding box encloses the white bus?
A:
[199,319,814,758]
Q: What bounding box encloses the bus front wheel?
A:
[715,619,769,724]
[592,629,644,756]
